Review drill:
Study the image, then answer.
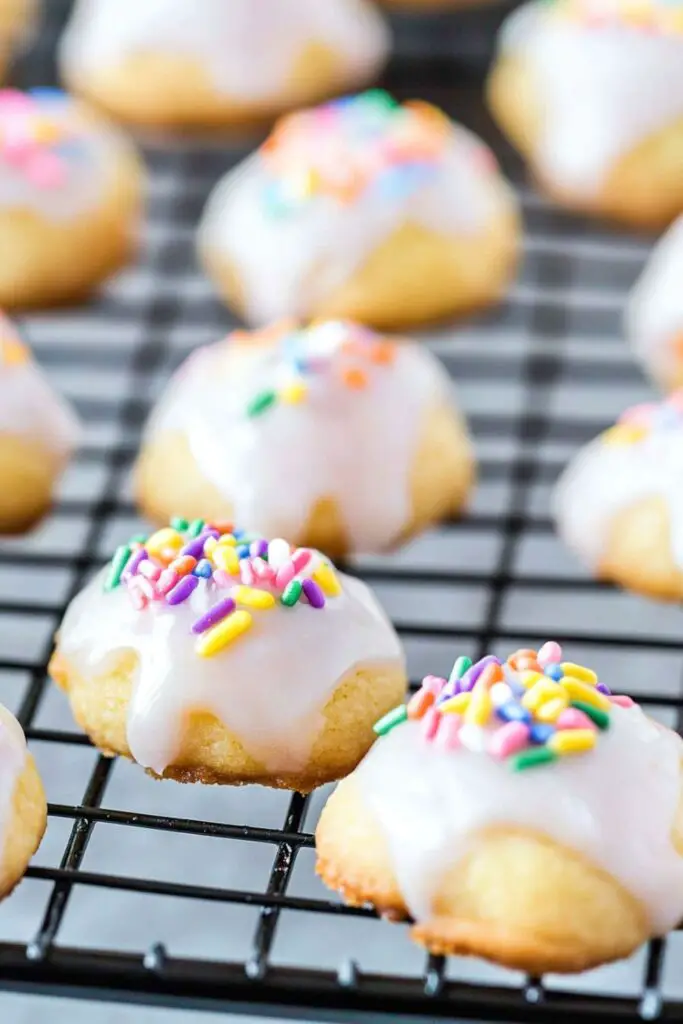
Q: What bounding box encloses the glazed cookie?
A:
[627,216,683,392]
[488,0,683,227]
[50,520,406,791]
[0,87,143,308]
[317,642,683,973]
[0,702,46,899]
[0,0,35,82]
[0,313,80,532]
[59,0,389,133]
[135,320,475,558]
[198,91,520,330]
[554,391,683,601]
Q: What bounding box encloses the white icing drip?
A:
[499,2,683,195]
[59,0,389,100]
[0,704,27,862]
[553,430,683,570]
[198,130,511,325]
[145,328,460,553]
[627,216,683,385]
[355,712,683,933]
[57,567,404,775]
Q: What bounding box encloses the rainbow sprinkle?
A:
[260,91,495,215]
[601,389,683,446]
[240,320,396,419]
[0,314,29,367]
[374,642,635,770]
[554,0,683,34]
[0,88,88,189]
[104,520,342,658]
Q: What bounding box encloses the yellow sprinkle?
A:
[216,534,237,547]
[439,692,471,715]
[522,679,563,712]
[560,662,597,685]
[313,562,342,597]
[196,610,252,657]
[1,336,28,366]
[561,677,611,711]
[465,689,492,726]
[147,528,183,557]
[232,585,276,610]
[536,695,569,723]
[214,545,240,575]
[519,670,544,689]
[279,380,308,405]
[203,536,218,557]
[601,423,647,446]
[31,118,63,145]
[548,729,596,756]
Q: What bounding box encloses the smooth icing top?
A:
[0,702,28,860]
[0,313,80,461]
[198,92,512,324]
[0,87,134,220]
[359,642,683,933]
[57,519,404,776]
[553,391,683,569]
[144,320,462,553]
[498,0,683,195]
[627,215,683,385]
[60,0,389,100]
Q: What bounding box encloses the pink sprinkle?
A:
[127,577,152,609]
[139,561,161,582]
[422,675,446,696]
[213,570,231,588]
[610,694,635,708]
[420,707,440,742]
[241,560,256,586]
[434,714,462,751]
[489,721,530,760]
[2,131,32,163]
[128,587,147,611]
[292,549,312,573]
[252,557,274,582]
[556,708,596,731]
[157,569,179,596]
[537,640,562,668]
[0,89,33,113]
[275,561,296,589]
[26,152,66,189]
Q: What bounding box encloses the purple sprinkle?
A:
[460,654,501,692]
[180,536,207,560]
[250,539,268,558]
[122,547,148,582]
[191,597,236,634]
[302,578,326,609]
[596,683,612,695]
[166,575,199,606]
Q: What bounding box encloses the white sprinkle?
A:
[267,538,290,571]
[458,723,488,753]
[490,682,513,707]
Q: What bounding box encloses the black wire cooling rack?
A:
[2,1,683,1021]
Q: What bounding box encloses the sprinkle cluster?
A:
[555,0,683,34]
[260,90,473,214]
[601,389,683,446]
[374,642,635,771]
[0,314,28,367]
[104,519,342,659]
[0,88,86,189]
[244,320,396,419]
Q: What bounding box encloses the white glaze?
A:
[0,703,27,860]
[199,127,513,325]
[59,0,389,100]
[144,325,463,553]
[0,316,80,462]
[355,710,683,933]
[627,216,683,386]
[553,428,683,570]
[58,565,404,776]
[498,2,683,195]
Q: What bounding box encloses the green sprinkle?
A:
[170,516,189,533]
[510,747,558,772]
[247,390,277,418]
[187,519,205,539]
[361,89,398,113]
[105,545,132,592]
[451,656,473,681]
[373,705,407,736]
[281,579,303,607]
[570,700,610,730]
[128,533,147,545]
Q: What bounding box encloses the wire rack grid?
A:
[2,2,683,1022]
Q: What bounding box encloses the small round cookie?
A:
[135,321,475,559]
[0,313,80,533]
[316,642,683,973]
[0,0,35,82]
[49,520,406,791]
[197,91,520,330]
[0,87,143,308]
[554,391,683,601]
[58,0,390,133]
[0,702,47,900]
[487,0,683,228]
[627,215,683,392]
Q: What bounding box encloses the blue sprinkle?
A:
[496,702,532,725]
[545,664,564,681]
[30,87,67,103]
[193,559,213,578]
[529,723,555,745]
[236,545,251,560]
[232,529,245,539]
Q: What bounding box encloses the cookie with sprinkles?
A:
[488,0,683,227]
[135,319,475,559]
[198,91,520,330]
[49,520,406,791]
[0,87,143,308]
[316,642,683,973]
[554,389,683,600]
[0,312,80,533]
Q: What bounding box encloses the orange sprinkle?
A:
[341,366,368,390]
[507,648,538,670]
[407,688,436,721]
[209,521,234,535]
[169,555,197,577]
[369,340,396,365]
[475,663,505,689]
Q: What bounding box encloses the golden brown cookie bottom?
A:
[1,754,47,900]
[0,434,62,534]
[596,495,683,602]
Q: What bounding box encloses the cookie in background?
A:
[0,0,36,83]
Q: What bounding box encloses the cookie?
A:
[488,0,683,228]
[0,87,143,308]
[0,702,47,900]
[0,313,80,533]
[316,642,683,973]
[135,320,475,559]
[0,0,35,82]
[197,91,519,330]
[59,0,389,133]
[50,521,406,791]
